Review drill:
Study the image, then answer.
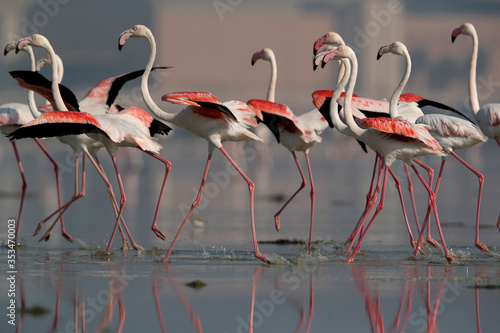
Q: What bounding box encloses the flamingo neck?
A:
[140,30,175,123]
[25,46,41,118]
[266,53,277,102]
[468,29,480,114]
[343,50,364,138]
[329,58,350,133]
[45,43,66,111]
[389,48,411,118]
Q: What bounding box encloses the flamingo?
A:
[317,44,455,263]
[451,22,500,147]
[2,41,67,243]
[452,22,500,230]
[249,47,328,250]
[314,46,422,254]
[10,67,173,245]
[118,24,269,263]
[378,41,489,255]
[13,34,154,250]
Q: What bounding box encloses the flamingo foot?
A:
[446,254,456,264]
[39,231,51,242]
[274,215,280,231]
[61,230,73,242]
[475,241,489,254]
[152,226,166,241]
[426,236,442,250]
[255,251,271,264]
[345,255,355,264]
[131,242,145,251]
[33,222,44,236]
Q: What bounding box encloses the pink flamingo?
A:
[452,22,500,230]
[247,99,327,250]
[378,41,489,255]
[250,47,328,249]
[118,24,269,263]
[314,46,422,254]
[318,45,455,263]
[10,67,172,243]
[452,22,500,147]
[1,42,66,243]
[13,34,169,250]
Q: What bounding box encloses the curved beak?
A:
[319,48,339,69]
[16,37,32,54]
[313,35,326,55]
[251,50,262,66]
[377,44,390,60]
[451,27,462,43]
[118,28,134,51]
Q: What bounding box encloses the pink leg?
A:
[11,141,27,244]
[387,167,415,248]
[449,151,487,253]
[345,153,382,247]
[105,156,127,252]
[345,154,384,253]
[33,138,71,241]
[404,164,421,235]
[347,166,389,263]
[304,152,315,250]
[164,146,269,264]
[37,156,85,241]
[348,164,414,261]
[93,156,132,251]
[143,150,172,241]
[218,146,269,263]
[275,151,306,232]
[413,159,441,250]
[163,152,213,262]
[411,164,454,263]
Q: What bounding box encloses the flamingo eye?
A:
[392,42,396,48]
[337,46,342,52]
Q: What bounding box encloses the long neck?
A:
[45,43,66,111]
[141,31,175,123]
[468,29,480,114]
[343,51,364,137]
[329,58,350,133]
[266,53,277,102]
[25,46,41,118]
[389,48,411,118]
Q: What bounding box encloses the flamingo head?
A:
[15,34,50,53]
[4,41,17,56]
[313,31,345,55]
[118,24,151,50]
[251,48,274,66]
[313,45,345,70]
[451,22,475,43]
[376,41,407,60]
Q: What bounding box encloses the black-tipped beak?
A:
[451,35,456,43]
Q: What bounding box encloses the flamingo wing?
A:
[361,117,443,151]
[247,99,302,143]
[119,106,172,136]
[9,70,80,111]
[81,67,172,108]
[8,111,108,140]
[162,91,237,121]
[400,93,474,123]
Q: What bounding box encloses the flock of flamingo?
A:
[1,22,499,264]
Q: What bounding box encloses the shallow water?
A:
[1,132,500,332]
